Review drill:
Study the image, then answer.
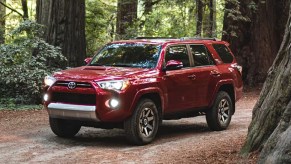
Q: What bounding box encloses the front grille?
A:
[51,92,96,105]
[54,81,93,88]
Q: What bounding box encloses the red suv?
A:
[43,37,243,145]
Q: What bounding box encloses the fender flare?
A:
[129,87,165,116]
[209,79,235,108]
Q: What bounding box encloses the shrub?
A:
[0,20,66,105]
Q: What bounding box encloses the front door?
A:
[163,45,195,112]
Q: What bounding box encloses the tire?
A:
[206,91,233,131]
[124,99,159,145]
[49,117,81,138]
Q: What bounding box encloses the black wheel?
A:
[49,117,81,138]
[206,91,233,131]
[124,99,159,145]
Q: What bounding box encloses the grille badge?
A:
[68,82,76,89]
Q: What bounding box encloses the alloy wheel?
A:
[139,107,156,137]
[218,99,230,124]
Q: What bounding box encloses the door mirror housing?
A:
[84,57,92,65]
[165,60,183,70]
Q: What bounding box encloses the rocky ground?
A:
[0,89,260,163]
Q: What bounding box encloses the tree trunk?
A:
[36,0,86,67]
[203,0,214,37]
[21,0,28,20]
[0,0,5,44]
[195,0,203,37]
[116,0,137,39]
[241,5,291,162]
[222,0,289,86]
[209,0,216,37]
[36,0,51,31]
[202,0,210,37]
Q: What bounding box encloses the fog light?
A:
[43,94,49,101]
[109,99,119,108]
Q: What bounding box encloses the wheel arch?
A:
[130,88,164,121]
[211,81,236,114]
[140,93,163,121]
[218,84,235,114]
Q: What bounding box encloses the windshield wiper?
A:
[107,64,131,67]
[89,63,104,66]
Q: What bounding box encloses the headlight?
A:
[44,76,56,86]
[97,80,130,91]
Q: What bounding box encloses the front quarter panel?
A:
[94,74,165,122]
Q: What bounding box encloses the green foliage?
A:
[136,0,197,37]
[3,0,36,36]
[0,99,43,110]
[0,20,66,105]
[223,0,251,37]
[85,0,116,56]
[84,0,231,53]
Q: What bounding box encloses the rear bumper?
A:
[47,103,99,122]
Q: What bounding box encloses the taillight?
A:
[231,63,242,75]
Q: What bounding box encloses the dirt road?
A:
[0,90,259,164]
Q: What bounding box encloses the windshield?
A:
[89,43,161,68]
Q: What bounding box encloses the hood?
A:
[53,66,157,81]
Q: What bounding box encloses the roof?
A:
[111,37,227,45]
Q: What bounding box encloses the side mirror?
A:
[165,60,183,70]
[84,57,92,65]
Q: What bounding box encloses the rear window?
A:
[212,44,233,63]
[190,45,215,66]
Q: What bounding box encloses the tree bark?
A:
[195,0,203,37]
[116,0,138,39]
[222,0,289,86]
[36,0,86,67]
[21,0,28,20]
[0,0,5,44]
[241,3,291,163]
[203,0,216,37]
[209,0,216,37]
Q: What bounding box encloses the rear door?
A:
[188,44,219,108]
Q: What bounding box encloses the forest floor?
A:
[0,88,260,164]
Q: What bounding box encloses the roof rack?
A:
[134,37,177,40]
[132,37,219,41]
[180,37,217,41]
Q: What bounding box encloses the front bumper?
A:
[48,103,99,122]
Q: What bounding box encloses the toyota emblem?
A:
[68,82,76,89]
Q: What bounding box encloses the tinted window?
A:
[165,45,190,67]
[89,43,161,68]
[190,45,214,66]
[212,44,233,63]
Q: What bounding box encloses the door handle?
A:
[188,74,196,80]
[210,70,221,77]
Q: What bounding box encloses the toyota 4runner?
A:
[43,37,243,145]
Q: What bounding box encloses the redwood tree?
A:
[195,0,203,37]
[209,0,216,37]
[21,0,28,20]
[222,0,289,86]
[0,0,5,44]
[116,0,138,39]
[36,0,86,67]
[241,4,291,163]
